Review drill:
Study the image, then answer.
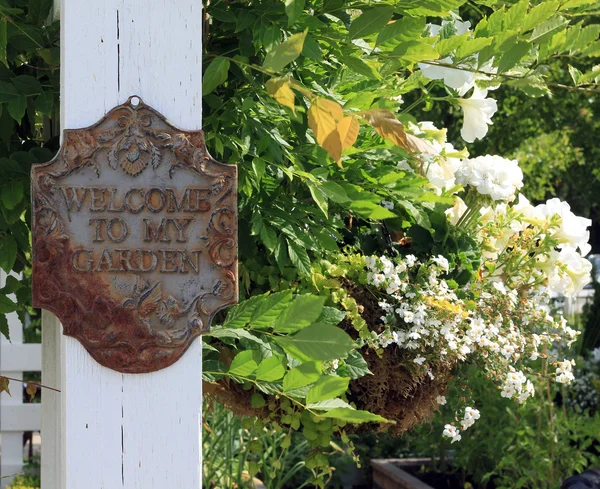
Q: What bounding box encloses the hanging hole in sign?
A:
[130,96,141,107]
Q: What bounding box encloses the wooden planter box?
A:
[371,458,434,489]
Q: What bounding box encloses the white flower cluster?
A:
[500,368,535,402]
[455,155,524,202]
[359,252,581,441]
[556,359,576,384]
[442,407,480,443]
[460,406,480,430]
[471,196,592,296]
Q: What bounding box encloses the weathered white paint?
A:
[42,1,204,488]
[0,272,41,489]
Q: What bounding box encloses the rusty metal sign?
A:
[31,96,238,373]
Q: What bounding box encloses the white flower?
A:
[405,255,418,267]
[548,248,592,296]
[365,256,377,271]
[331,359,339,370]
[555,359,575,384]
[446,196,467,225]
[413,356,426,365]
[458,87,498,142]
[455,155,523,201]
[436,395,447,405]
[419,57,475,95]
[433,255,450,272]
[535,198,592,255]
[492,281,507,295]
[442,424,462,443]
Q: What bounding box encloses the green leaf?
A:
[306,376,350,403]
[275,323,354,362]
[210,8,237,23]
[222,294,265,328]
[569,64,583,84]
[455,37,493,60]
[435,32,470,57]
[317,306,346,325]
[250,289,293,329]
[392,41,440,63]
[350,200,396,220]
[569,24,600,53]
[259,224,278,251]
[521,1,560,33]
[307,182,328,217]
[207,327,270,349]
[228,350,259,376]
[286,238,311,276]
[12,75,42,97]
[497,41,531,73]
[0,81,20,103]
[285,0,304,26]
[27,0,53,24]
[274,294,325,333]
[530,15,568,44]
[7,95,26,123]
[349,7,393,40]
[339,53,381,80]
[0,314,8,340]
[1,276,23,294]
[282,361,321,391]
[344,351,372,379]
[0,234,17,272]
[319,407,388,423]
[400,0,467,17]
[2,180,23,210]
[202,57,230,96]
[307,399,353,410]
[320,181,350,203]
[36,91,54,117]
[376,17,425,46]
[0,294,17,314]
[504,0,529,31]
[256,355,287,382]
[0,18,7,68]
[263,30,307,73]
[302,34,323,61]
[251,393,266,408]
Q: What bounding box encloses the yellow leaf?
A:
[308,98,342,146]
[322,130,342,163]
[0,376,10,396]
[26,382,38,401]
[337,116,359,150]
[362,109,409,150]
[266,77,296,114]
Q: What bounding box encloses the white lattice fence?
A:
[0,272,41,488]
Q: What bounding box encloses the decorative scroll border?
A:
[31,96,238,373]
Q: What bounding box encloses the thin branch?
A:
[1,376,61,393]
[418,60,600,94]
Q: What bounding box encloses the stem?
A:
[1,376,61,393]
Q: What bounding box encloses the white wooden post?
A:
[41,1,204,488]
[0,272,42,488]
